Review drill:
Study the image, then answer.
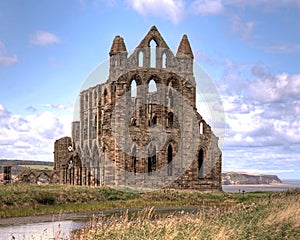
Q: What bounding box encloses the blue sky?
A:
[0,0,299,179]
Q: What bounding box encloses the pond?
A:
[0,220,85,240]
[0,206,202,239]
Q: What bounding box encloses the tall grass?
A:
[72,189,300,240]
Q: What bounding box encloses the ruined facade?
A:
[17,169,59,184]
[54,26,222,191]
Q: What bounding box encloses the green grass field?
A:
[18,165,53,170]
[0,184,269,218]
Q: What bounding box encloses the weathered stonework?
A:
[17,169,59,184]
[54,26,222,191]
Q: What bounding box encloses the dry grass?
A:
[265,193,300,229]
[72,189,300,240]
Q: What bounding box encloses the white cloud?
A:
[223,146,300,179]
[215,59,300,178]
[230,15,255,40]
[0,41,18,66]
[27,111,64,140]
[225,0,300,8]
[191,0,224,15]
[126,0,185,24]
[249,71,300,103]
[26,106,37,113]
[0,104,72,161]
[40,103,74,111]
[30,31,60,46]
[266,43,300,53]
[221,65,300,148]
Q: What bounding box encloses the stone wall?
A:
[17,169,59,184]
[54,26,222,191]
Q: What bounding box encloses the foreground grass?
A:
[0,184,136,218]
[1,184,267,218]
[73,189,300,240]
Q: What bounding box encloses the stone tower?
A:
[54,26,222,191]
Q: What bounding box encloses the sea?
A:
[222,179,300,193]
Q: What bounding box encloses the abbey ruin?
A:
[53,26,222,191]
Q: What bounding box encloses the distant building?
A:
[3,166,12,184]
[54,26,222,191]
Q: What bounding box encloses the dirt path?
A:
[0,206,202,227]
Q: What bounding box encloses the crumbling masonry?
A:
[54,26,222,191]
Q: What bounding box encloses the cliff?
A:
[222,172,282,185]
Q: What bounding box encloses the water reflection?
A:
[0,220,84,240]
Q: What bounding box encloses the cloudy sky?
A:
[0,0,299,179]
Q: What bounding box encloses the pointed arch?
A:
[148,79,157,92]
[151,114,157,126]
[148,144,156,175]
[94,90,97,106]
[37,172,50,184]
[103,88,108,104]
[168,112,173,128]
[132,145,137,175]
[131,79,137,97]
[138,51,144,67]
[27,172,37,183]
[150,39,157,68]
[167,77,181,92]
[198,149,204,179]
[167,144,172,176]
[199,121,204,135]
[168,88,174,108]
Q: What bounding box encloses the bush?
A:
[34,191,56,205]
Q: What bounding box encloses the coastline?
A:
[222,180,300,193]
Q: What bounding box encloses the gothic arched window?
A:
[151,115,157,126]
[94,91,97,106]
[168,112,173,128]
[138,51,144,67]
[168,88,173,108]
[150,39,157,68]
[162,52,167,68]
[167,145,172,176]
[148,144,156,175]
[132,145,137,175]
[131,80,137,97]
[103,88,108,104]
[149,79,157,92]
[198,149,204,179]
[200,122,204,135]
